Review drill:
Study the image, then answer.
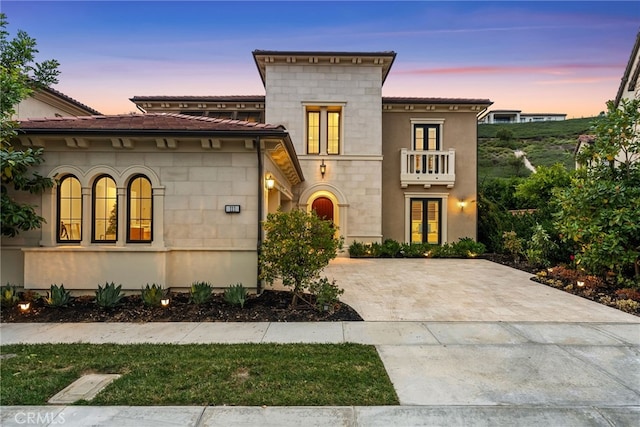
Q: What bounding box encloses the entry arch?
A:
[299,183,349,240]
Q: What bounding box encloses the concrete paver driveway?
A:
[324,257,639,322]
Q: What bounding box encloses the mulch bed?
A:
[0,290,363,323]
[483,254,640,317]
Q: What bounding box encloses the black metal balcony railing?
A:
[400,149,456,188]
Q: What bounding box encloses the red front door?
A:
[312,197,334,222]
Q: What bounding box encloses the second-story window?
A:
[307,110,320,154]
[327,109,341,154]
[305,105,343,155]
[413,124,440,151]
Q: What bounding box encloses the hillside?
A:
[478,117,596,179]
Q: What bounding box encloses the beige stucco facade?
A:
[381,106,482,243]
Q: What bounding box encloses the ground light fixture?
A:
[577,281,585,287]
[18,302,31,312]
[160,298,170,307]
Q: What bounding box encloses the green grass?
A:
[0,343,398,406]
[478,131,580,180]
[478,117,596,139]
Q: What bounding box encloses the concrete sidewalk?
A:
[1,321,639,426]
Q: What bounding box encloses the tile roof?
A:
[252,50,397,86]
[41,86,102,115]
[130,95,266,103]
[18,113,286,134]
[382,96,492,105]
[129,95,491,106]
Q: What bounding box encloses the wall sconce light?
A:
[457,200,468,211]
[18,302,31,312]
[160,298,170,307]
[320,159,326,177]
[265,175,275,190]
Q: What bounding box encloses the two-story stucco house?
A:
[2,50,491,292]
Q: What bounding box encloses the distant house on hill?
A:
[478,110,566,124]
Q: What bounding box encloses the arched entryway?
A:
[311,197,334,222]
[299,184,348,241]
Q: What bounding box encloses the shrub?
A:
[524,224,557,268]
[223,283,248,308]
[451,237,486,257]
[400,242,433,258]
[380,239,402,258]
[141,283,164,307]
[46,284,71,307]
[347,239,482,259]
[615,299,639,313]
[496,128,514,142]
[260,209,343,307]
[0,284,19,307]
[95,282,124,309]
[309,277,344,312]
[21,289,41,302]
[348,241,368,257]
[615,288,640,302]
[502,231,524,262]
[190,282,213,304]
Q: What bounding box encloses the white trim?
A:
[404,192,449,244]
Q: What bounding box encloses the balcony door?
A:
[414,124,440,173]
[410,198,441,244]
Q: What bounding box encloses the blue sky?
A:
[4,1,639,117]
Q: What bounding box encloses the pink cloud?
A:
[396,63,624,76]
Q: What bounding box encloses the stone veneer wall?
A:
[264,64,384,244]
[1,142,263,290]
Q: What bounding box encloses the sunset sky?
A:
[4,1,639,118]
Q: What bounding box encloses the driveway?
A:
[324,257,639,323]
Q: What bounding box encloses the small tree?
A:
[1,13,59,236]
[555,98,640,283]
[259,209,343,307]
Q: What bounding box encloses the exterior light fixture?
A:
[265,175,275,190]
[457,200,467,211]
[160,298,170,307]
[576,281,585,287]
[18,302,30,312]
[320,159,326,177]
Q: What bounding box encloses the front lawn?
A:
[0,343,398,406]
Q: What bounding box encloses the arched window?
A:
[127,175,152,242]
[92,175,117,242]
[57,175,82,242]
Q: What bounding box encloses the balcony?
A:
[400,149,455,188]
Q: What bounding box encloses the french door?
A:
[410,198,441,244]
